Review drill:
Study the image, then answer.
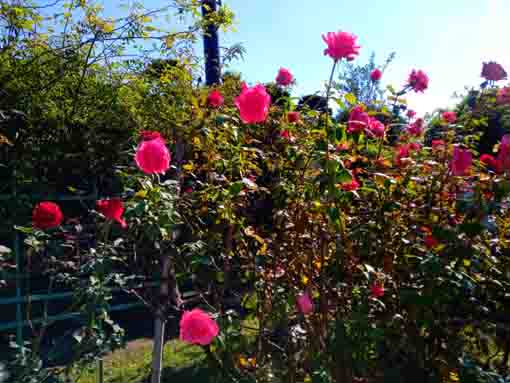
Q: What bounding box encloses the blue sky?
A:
[220,0,510,115]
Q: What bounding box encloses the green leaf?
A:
[459,222,485,236]
[337,169,352,184]
[327,207,340,224]
[229,181,243,196]
[14,225,34,234]
[241,292,258,311]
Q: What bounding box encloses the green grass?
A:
[73,339,210,383]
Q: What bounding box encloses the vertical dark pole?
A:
[202,0,221,85]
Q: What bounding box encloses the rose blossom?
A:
[32,202,64,230]
[96,198,127,228]
[322,31,360,61]
[296,292,313,314]
[235,83,271,124]
[347,106,370,134]
[179,309,219,346]
[135,131,171,174]
[450,146,472,176]
[408,69,429,92]
[275,68,294,86]
[207,89,224,108]
[370,68,382,81]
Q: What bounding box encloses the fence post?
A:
[14,231,23,352]
[97,359,104,383]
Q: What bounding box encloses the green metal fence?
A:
[0,182,149,382]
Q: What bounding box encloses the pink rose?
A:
[179,309,219,346]
[370,68,382,81]
[431,140,445,150]
[235,83,271,124]
[407,110,416,119]
[135,132,171,174]
[341,178,360,192]
[140,131,162,141]
[450,146,472,176]
[275,68,294,86]
[481,62,507,82]
[496,134,510,172]
[395,144,410,166]
[280,130,290,140]
[207,89,224,108]
[480,153,496,166]
[424,235,439,249]
[367,117,385,138]
[409,142,422,152]
[296,292,313,314]
[394,143,420,166]
[287,111,300,123]
[370,282,384,298]
[408,69,429,92]
[347,105,370,134]
[32,202,64,230]
[407,118,424,136]
[322,31,360,61]
[442,111,457,124]
[96,198,127,228]
[497,87,510,105]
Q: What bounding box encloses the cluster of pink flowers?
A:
[450,146,472,176]
[480,135,510,174]
[347,106,385,137]
[408,69,429,92]
[347,106,370,133]
[442,111,457,124]
[407,118,424,137]
[394,142,421,166]
[367,118,385,138]
[497,87,510,105]
[481,61,507,82]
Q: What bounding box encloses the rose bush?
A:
[4,3,510,383]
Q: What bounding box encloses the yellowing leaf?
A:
[345,93,357,105]
[102,21,114,33]
[135,190,148,198]
[183,163,194,172]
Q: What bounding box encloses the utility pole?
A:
[202,0,221,85]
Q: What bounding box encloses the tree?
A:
[335,51,396,107]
